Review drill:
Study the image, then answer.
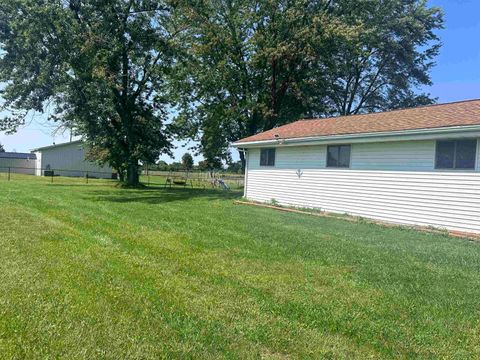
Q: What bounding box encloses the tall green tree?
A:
[172,0,443,170]
[0,0,178,185]
[181,152,194,170]
[323,0,443,115]
[171,0,352,169]
[0,143,5,152]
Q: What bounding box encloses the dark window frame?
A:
[326,144,351,168]
[260,148,276,167]
[435,139,477,170]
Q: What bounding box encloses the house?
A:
[0,152,37,175]
[33,140,115,179]
[233,99,480,235]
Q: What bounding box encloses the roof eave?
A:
[31,140,83,152]
[233,125,480,148]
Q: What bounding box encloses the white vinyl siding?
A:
[248,141,439,171]
[352,140,435,171]
[245,139,480,234]
[250,146,326,170]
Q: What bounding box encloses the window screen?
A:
[260,148,276,166]
[327,145,351,168]
[436,139,477,170]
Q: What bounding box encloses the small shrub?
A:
[270,198,279,206]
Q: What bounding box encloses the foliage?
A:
[1,175,480,358]
[323,0,444,115]
[197,158,223,172]
[0,0,178,185]
[0,0,444,177]
[181,152,194,170]
[171,0,443,169]
[0,142,5,152]
[226,160,243,174]
[168,161,183,171]
[148,160,170,171]
[146,158,203,172]
[197,160,209,172]
[147,160,182,172]
[269,198,279,206]
[171,0,351,169]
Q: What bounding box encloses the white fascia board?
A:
[233,125,480,149]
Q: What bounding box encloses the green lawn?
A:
[1,176,479,359]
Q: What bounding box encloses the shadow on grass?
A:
[85,186,243,204]
[44,183,119,187]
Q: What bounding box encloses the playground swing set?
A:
[163,171,230,190]
[164,173,193,188]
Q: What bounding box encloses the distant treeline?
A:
[146,160,243,174]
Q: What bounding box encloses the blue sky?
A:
[423,0,480,102]
[1,0,479,162]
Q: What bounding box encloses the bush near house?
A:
[1,176,480,358]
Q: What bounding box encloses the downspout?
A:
[240,148,249,199]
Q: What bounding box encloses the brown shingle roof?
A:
[235,99,480,144]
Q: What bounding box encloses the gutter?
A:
[233,125,480,148]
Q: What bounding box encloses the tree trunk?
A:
[126,160,140,186]
[239,150,246,174]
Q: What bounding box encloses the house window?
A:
[327,145,351,168]
[435,139,477,170]
[260,148,276,166]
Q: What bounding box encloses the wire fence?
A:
[0,166,118,183]
[142,169,245,189]
[0,166,245,190]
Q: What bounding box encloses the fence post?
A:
[8,167,10,181]
[86,172,89,184]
